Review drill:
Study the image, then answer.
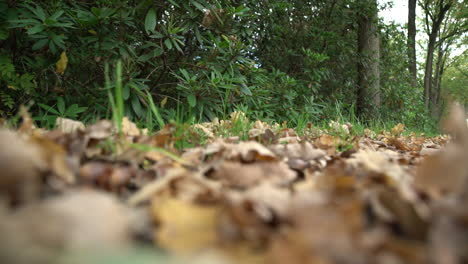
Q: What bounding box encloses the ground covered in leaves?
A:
[1,106,467,264]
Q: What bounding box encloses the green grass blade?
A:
[145,90,165,129]
[115,60,124,134]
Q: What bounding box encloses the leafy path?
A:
[0,106,467,264]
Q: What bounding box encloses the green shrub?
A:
[0,0,439,134]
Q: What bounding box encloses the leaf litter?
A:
[0,105,467,264]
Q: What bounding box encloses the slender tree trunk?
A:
[357,0,380,119]
[432,45,442,118]
[422,1,451,112]
[432,42,449,119]
[433,46,442,103]
[407,0,417,86]
[423,31,437,109]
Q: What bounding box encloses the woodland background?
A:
[0,0,466,131]
[1,2,468,263]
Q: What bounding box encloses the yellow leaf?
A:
[160,96,168,108]
[88,29,97,35]
[152,197,218,254]
[56,51,68,75]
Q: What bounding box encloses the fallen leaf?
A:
[152,197,219,254]
[414,104,468,198]
[122,117,141,137]
[0,190,131,264]
[128,168,187,206]
[348,149,409,185]
[315,134,337,150]
[0,129,44,204]
[30,133,76,184]
[86,120,114,140]
[270,141,326,161]
[232,141,278,162]
[56,51,68,75]
[18,106,36,133]
[388,137,410,151]
[207,160,296,189]
[192,123,215,139]
[56,117,85,134]
[391,123,405,136]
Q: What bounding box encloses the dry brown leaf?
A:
[443,104,468,144]
[122,117,141,137]
[219,197,277,246]
[348,149,408,185]
[127,168,187,206]
[388,137,410,151]
[248,128,264,139]
[268,233,332,264]
[363,128,376,138]
[207,160,296,189]
[152,197,219,254]
[277,136,299,144]
[314,161,357,196]
[55,117,85,134]
[30,133,76,184]
[181,147,205,166]
[315,134,337,150]
[269,141,326,161]
[219,244,268,264]
[0,190,130,264]
[225,183,291,222]
[391,123,405,136]
[430,204,468,264]
[151,124,176,149]
[248,120,275,141]
[47,190,131,250]
[5,103,468,264]
[277,128,299,144]
[80,161,113,183]
[0,129,44,204]
[419,147,440,156]
[369,187,428,240]
[86,120,114,139]
[414,104,468,197]
[205,141,278,162]
[18,106,36,133]
[279,128,297,138]
[233,141,278,162]
[193,123,215,138]
[79,161,136,192]
[127,168,219,206]
[378,237,427,264]
[280,198,366,263]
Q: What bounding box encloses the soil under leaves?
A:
[0,106,467,264]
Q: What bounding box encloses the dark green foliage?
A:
[442,52,468,108]
[0,0,437,131]
[379,23,434,130]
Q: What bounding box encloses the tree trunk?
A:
[432,42,450,119]
[423,31,437,109]
[431,45,442,118]
[422,1,451,112]
[357,0,380,119]
[407,0,417,86]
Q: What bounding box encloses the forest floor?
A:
[0,105,467,264]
